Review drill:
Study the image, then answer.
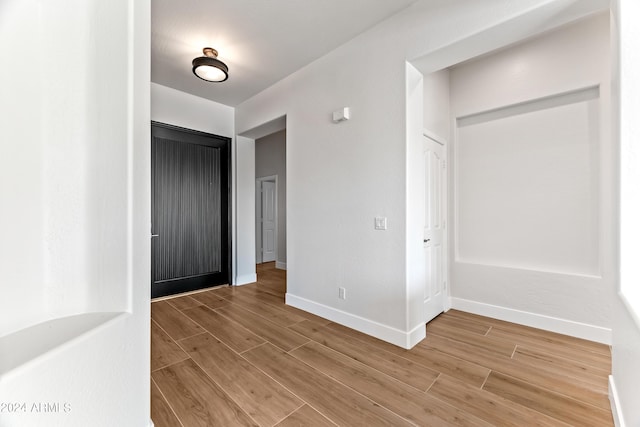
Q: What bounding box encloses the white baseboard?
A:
[149,419,155,427]
[609,375,626,427]
[234,274,257,286]
[286,293,424,349]
[275,261,287,270]
[407,322,427,348]
[450,297,612,344]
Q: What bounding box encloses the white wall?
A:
[0,0,151,426]
[236,136,257,285]
[611,0,640,425]
[151,83,234,138]
[235,0,609,347]
[256,130,287,268]
[448,13,613,343]
[423,69,451,142]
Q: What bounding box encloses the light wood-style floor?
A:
[151,263,613,426]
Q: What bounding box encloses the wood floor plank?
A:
[514,346,609,390]
[215,304,309,352]
[483,371,613,427]
[190,289,232,310]
[152,359,259,427]
[325,321,490,387]
[421,333,611,410]
[322,322,417,354]
[256,276,286,297]
[151,300,203,341]
[254,291,333,325]
[445,309,515,327]
[151,378,182,427]
[257,285,285,298]
[505,325,610,356]
[290,341,492,427]
[165,294,203,311]
[429,313,491,336]
[275,405,336,427]
[290,320,439,391]
[428,375,570,427]
[179,333,302,427]
[488,327,611,370]
[243,343,414,427]
[448,309,610,356]
[182,305,265,353]
[218,285,333,326]
[151,319,189,372]
[427,320,516,358]
[221,291,307,327]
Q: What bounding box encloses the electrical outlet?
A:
[338,287,346,300]
[374,216,387,230]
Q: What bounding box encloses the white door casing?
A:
[424,133,447,323]
[261,180,277,263]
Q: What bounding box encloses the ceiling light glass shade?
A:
[192,48,229,82]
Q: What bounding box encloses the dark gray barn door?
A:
[151,122,231,298]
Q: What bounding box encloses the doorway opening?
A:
[254,128,287,275]
[151,121,232,298]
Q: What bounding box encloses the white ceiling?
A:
[151,0,417,107]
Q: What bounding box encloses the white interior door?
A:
[424,134,447,323]
[261,180,277,263]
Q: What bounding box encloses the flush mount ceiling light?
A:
[192,47,229,82]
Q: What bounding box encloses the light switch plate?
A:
[374,216,387,230]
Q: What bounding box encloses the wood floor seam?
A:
[178,331,208,342]
[269,403,307,427]
[259,342,417,426]
[288,341,479,426]
[291,320,441,391]
[151,358,189,373]
[427,328,516,359]
[330,322,492,388]
[179,350,265,427]
[245,344,410,427]
[292,339,429,394]
[515,344,611,376]
[151,376,186,427]
[479,370,491,389]
[285,340,312,354]
[239,341,269,355]
[150,317,176,343]
[493,375,611,412]
[483,370,611,418]
[239,362,305,406]
[424,372,441,393]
